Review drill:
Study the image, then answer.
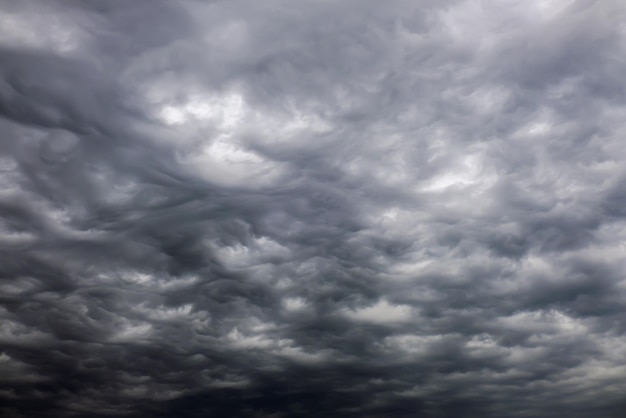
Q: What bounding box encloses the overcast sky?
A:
[1,0,626,417]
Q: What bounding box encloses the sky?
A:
[0,0,626,417]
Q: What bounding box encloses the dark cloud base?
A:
[1,0,626,417]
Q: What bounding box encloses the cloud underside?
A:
[1,0,626,417]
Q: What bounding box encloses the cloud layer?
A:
[1,0,626,416]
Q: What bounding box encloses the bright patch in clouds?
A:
[342,299,413,324]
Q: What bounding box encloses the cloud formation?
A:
[1,0,626,416]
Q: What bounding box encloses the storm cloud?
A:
[1,0,626,417]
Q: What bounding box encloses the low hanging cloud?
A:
[1,0,626,417]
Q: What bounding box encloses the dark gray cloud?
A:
[1,0,626,417]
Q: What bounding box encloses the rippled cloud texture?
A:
[1,0,626,417]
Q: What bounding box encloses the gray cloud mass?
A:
[1,0,626,417]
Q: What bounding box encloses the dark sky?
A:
[1,1,626,417]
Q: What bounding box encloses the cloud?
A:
[1,0,626,417]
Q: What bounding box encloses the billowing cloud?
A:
[1,0,626,417]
